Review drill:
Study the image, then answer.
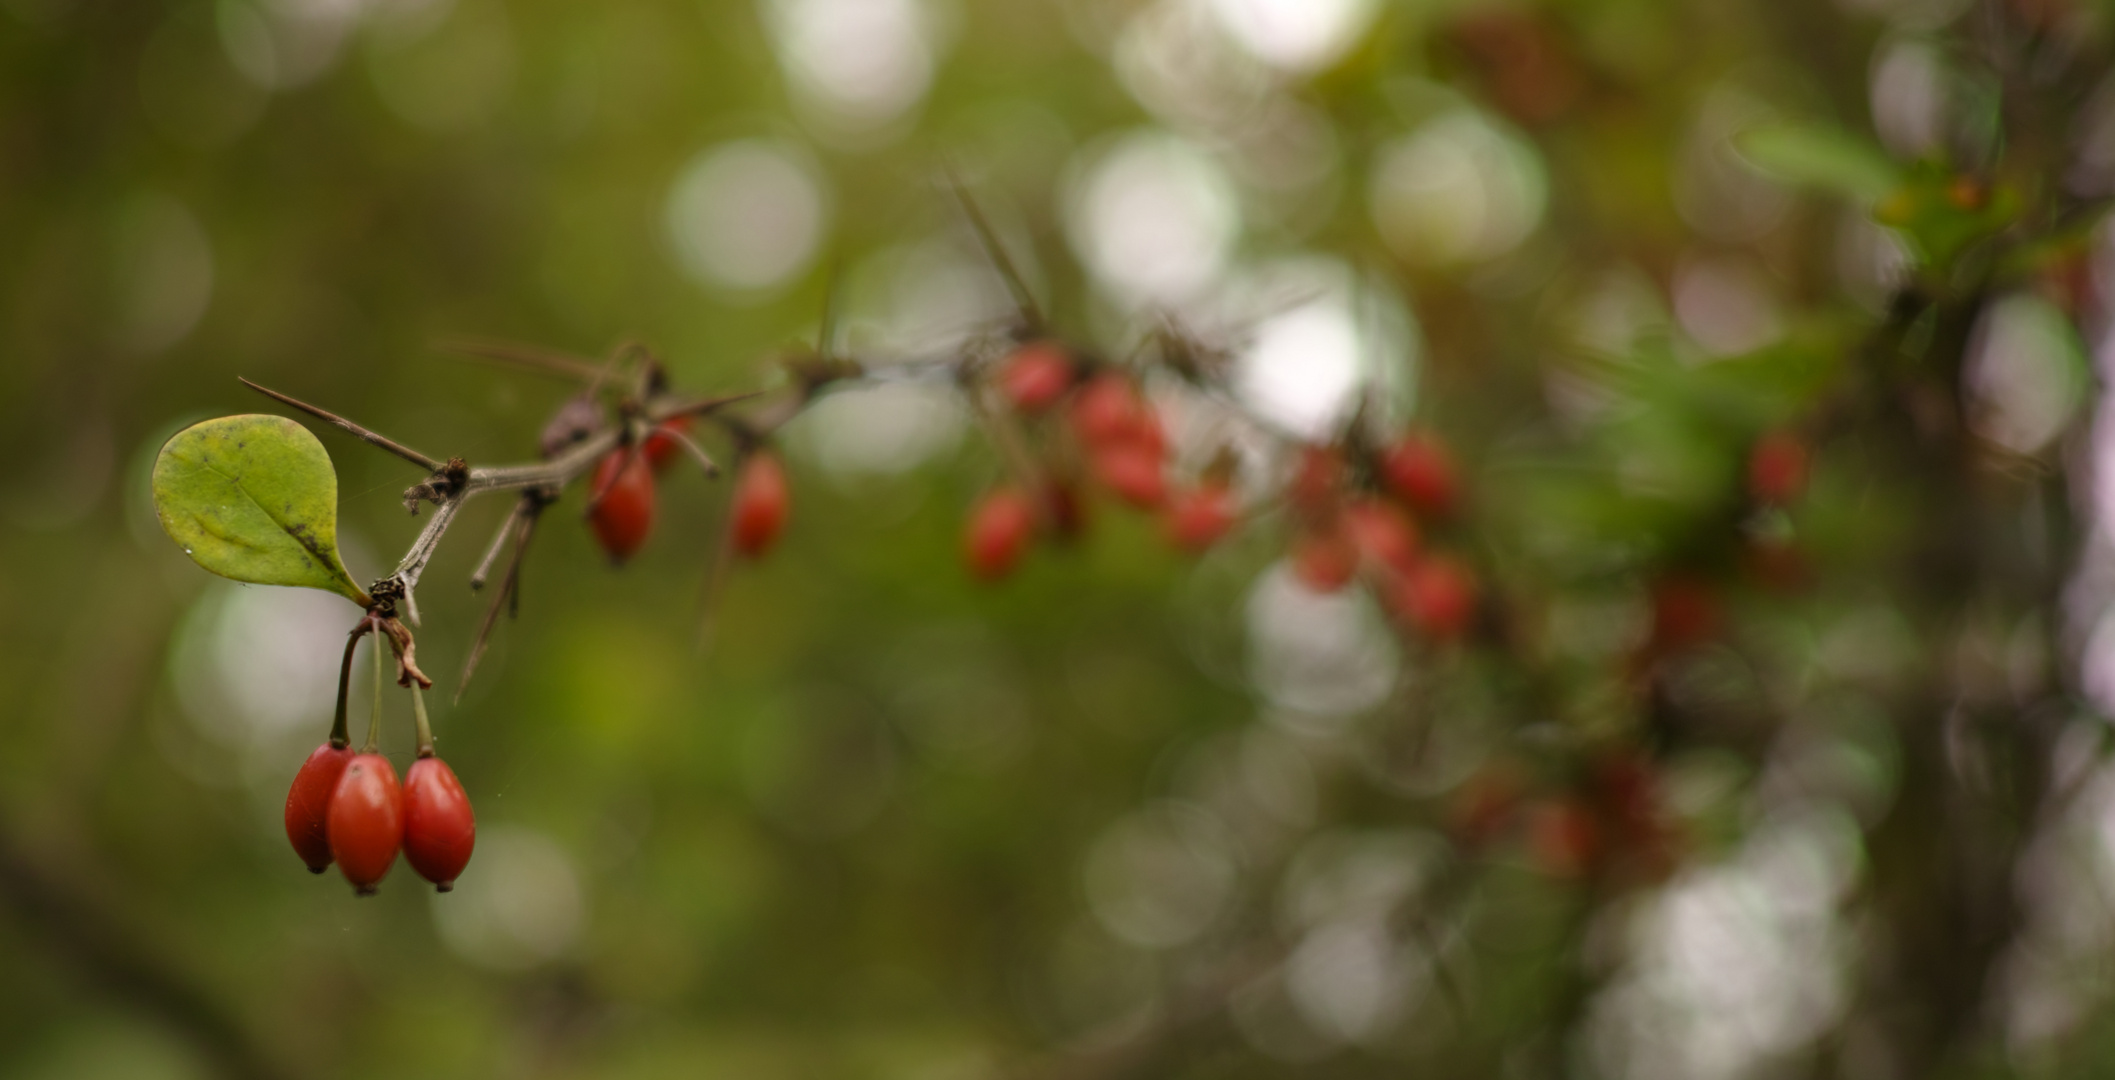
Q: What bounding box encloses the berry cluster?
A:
[284,624,474,896]
[974,335,1479,643]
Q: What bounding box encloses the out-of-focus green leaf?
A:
[1733,124,1902,202]
[151,414,371,606]
[1876,171,2022,270]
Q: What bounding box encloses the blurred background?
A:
[8,0,2115,1076]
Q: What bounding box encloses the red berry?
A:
[1042,479,1088,542]
[1092,443,1167,508]
[1379,433,1459,517]
[1397,555,1477,639]
[1070,373,1148,449]
[328,754,403,895]
[730,450,790,558]
[965,487,1037,581]
[1747,431,1808,505]
[1287,445,1344,516]
[1649,576,1719,652]
[587,449,656,563]
[1290,527,1359,592]
[642,415,694,471]
[284,742,353,873]
[1165,485,1238,553]
[997,340,1074,413]
[1343,499,1420,575]
[403,756,475,892]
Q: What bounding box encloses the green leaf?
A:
[1732,124,1902,203]
[152,414,372,606]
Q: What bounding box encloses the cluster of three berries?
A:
[284,745,474,895]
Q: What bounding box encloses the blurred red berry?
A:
[1093,442,1168,508]
[1070,373,1149,450]
[730,450,790,558]
[997,340,1074,413]
[587,449,655,563]
[328,753,403,895]
[1291,527,1359,592]
[1042,479,1088,542]
[1649,576,1720,652]
[1397,555,1477,639]
[1343,499,1420,575]
[403,756,475,892]
[965,488,1037,581]
[284,742,353,873]
[1747,431,1809,506]
[1287,445,1344,516]
[1450,766,1524,848]
[642,415,693,471]
[1380,433,1459,517]
[1165,485,1238,553]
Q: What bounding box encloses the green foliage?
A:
[151,414,370,607]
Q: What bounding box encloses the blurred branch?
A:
[0,827,295,1080]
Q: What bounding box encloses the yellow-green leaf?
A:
[152,414,372,606]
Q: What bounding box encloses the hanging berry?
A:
[284,742,353,873]
[1165,484,1238,553]
[730,450,791,558]
[328,754,404,895]
[965,487,1037,581]
[1396,555,1477,639]
[1747,430,1809,506]
[997,340,1075,413]
[587,449,656,563]
[1380,432,1459,517]
[1070,373,1151,450]
[642,415,694,472]
[403,756,476,892]
[1290,526,1359,592]
[1342,499,1420,576]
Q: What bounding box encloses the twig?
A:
[238,378,442,471]
[435,338,605,382]
[942,165,1043,332]
[470,499,533,591]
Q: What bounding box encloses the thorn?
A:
[238,377,444,472]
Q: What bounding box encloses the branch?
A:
[238,378,442,471]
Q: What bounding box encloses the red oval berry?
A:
[284,742,353,873]
[1397,555,1477,639]
[1070,373,1148,449]
[1343,499,1420,576]
[1165,485,1238,553]
[1287,445,1344,516]
[328,754,403,895]
[965,487,1037,581]
[403,756,475,892]
[1092,443,1168,509]
[1649,575,1719,652]
[1042,479,1088,542]
[1290,527,1359,592]
[998,340,1075,413]
[587,449,656,563]
[1747,430,1808,506]
[730,451,790,558]
[1379,433,1459,517]
[642,415,694,472]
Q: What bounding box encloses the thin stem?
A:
[329,617,375,749]
[470,499,531,591]
[435,338,605,382]
[658,423,721,478]
[411,682,435,759]
[363,627,383,755]
[238,378,443,472]
[942,165,1043,331]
